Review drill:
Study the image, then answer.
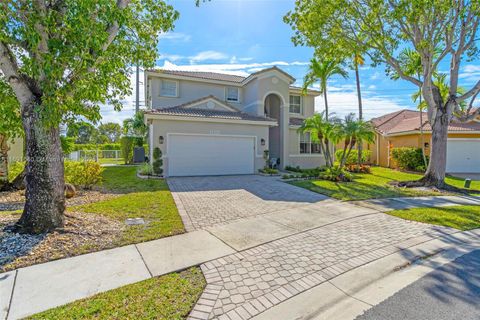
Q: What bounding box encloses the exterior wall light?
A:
[261,138,266,146]
[159,136,164,144]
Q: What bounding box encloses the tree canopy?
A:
[0,0,178,127]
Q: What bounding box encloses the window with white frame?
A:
[300,133,321,154]
[289,95,302,114]
[160,79,178,97]
[226,87,240,102]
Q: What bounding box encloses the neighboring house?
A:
[143,66,322,177]
[368,109,480,173]
[7,137,24,163]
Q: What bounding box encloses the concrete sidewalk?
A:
[1,231,236,320]
[352,195,480,212]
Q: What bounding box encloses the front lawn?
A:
[29,267,205,320]
[388,205,480,231]
[291,167,480,201]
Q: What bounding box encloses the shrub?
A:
[60,137,76,155]
[152,147,163,175]
[120,137,135,164]
[138,163,154,176]
[335,149,371,165]
[320,165,353,182]
[64,160,103,189]
[346,164,372,173]
[285,165,302,172]
[259,168,278,175]
[391,147,427,171]
[8,161,25,182]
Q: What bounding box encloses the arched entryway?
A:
[264,93,282,166]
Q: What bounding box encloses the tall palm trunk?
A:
[0,135,9,190]
[417,77,428,168]
[16,101,65,234]
[354,61,363,166]
[323,83,329,120]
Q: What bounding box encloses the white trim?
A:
[385,130,480,137]
[146,71,242,87]
[288,94,303,115]
[181,97,239,112]
[262,91,286,106]
[289,154,324,158]
[166,132,262,158]
[145,113,277,126]
[149,124,154,163]
[159,79,179,98]
[447,138,480,141]
[225,86,241,103]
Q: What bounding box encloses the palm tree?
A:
[337,114,375,168]
[298,111,338,167]
[353,53,365,165]
[123,111,147,138]
[303,58,348,120]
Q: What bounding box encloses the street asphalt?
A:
[356,249,480,320]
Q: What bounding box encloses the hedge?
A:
[391,147,427,172]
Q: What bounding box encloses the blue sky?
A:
[103,0,480,123]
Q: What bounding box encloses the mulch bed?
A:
[0,189,124,272]
[0,190,120,211]
[0,211,124,272]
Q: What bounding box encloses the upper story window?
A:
[226,87,240,102]
[300,133,321,154]
[160,79,178,97]
[289,95,302,114]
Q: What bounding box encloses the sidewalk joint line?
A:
[205,230,239,252]
[134,245,154,278]
[5,270,18,320]
[327,279,373,307]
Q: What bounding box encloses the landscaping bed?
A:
[28,267,205,320]
[0,166,184,272]
[290,167,479,201]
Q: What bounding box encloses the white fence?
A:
[67,150,123,163]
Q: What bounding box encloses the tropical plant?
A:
[298,112,339,167]
[123,111,148,139]
[152,147,163,175]
[0,1,178,233]
[336,114,375,168]
[285,0,480,188]
[303,58,348,120]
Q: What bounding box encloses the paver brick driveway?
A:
[167,175,328,230]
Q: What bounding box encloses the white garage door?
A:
[168,134,255,177]
[446,139,480,173]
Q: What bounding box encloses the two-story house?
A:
[144,66,323,177]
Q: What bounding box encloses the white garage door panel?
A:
[446,140,480,173]
[168,134,255,176]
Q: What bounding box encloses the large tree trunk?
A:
[354,62,364,166]
[0,135,9,190]
[15,104,65,234]
[420,88,449,188]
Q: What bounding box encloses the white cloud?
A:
[314,87,409,120]
[459,64,480,83]
[189,50,229,62]
[158,32,191,42]
[158,53,184,62]
[160,60,309,77]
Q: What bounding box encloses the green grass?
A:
[70,166,184,245]
[97,158,125,165]
[291,167,480,201]
[29,267,205,320]
[388,205,480,231]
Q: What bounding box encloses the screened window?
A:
[300,133,321,154]
[289,95,302,114]
[160,80,178,97]
[226,87,240,102]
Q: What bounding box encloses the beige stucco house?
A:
[143,67,323,177]
[367,109,480,173]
